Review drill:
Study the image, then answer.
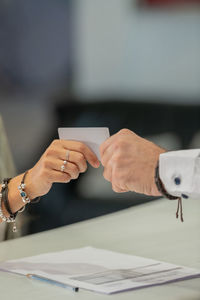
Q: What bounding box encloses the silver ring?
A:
[66,150,70,161]
[61,164,65,172]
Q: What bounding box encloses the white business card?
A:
[58,127,110,160]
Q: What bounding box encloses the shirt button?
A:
[174,177,181,185]
[181,194,189,199]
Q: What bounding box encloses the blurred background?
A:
[0,0,200,237]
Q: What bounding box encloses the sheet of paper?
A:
[58,127,110,160]
[0,247,199,294]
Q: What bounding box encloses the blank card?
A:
[58,127,110,160]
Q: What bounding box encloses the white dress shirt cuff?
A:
[159,149,200,199]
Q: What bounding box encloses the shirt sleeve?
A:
[159,149,200,199]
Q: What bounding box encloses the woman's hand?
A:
[25,140,100,199]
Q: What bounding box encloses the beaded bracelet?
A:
[18,171,41,204]
[2,178,18,218]
[0,172,41,232]
[18,175,31,204]
[0,178,25,232]
[0,183,17,232]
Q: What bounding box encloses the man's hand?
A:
[100,129,165,196]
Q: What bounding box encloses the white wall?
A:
[73,0,200,103]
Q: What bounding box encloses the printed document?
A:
[0,247,199,294]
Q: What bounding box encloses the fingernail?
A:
[95,161,100,167]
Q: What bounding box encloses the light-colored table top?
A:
[0,197,200,300]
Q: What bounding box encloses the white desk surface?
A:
[0,197,200,300]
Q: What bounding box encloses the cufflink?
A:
[174,176,181,185]
[181,194,189,199]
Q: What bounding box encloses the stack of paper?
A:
[0,247,199,294]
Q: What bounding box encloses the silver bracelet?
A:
[18,172,31,204]
[0,189,17,232]
[0,176,28,233]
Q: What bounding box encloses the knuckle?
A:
[112,169,123,182]
[77,152,85,163]
[51,139,59,146]
[62,173,70,182]
[70,165,79,178]
[112,154,121,164]
[111,142,120,153]
[46,148,55,157]
[71,172,79,180]
[42,159,50,169]
[118,173,125,182]
[119,128,130,135]
[75,173,79,179]
[71,164,78,173]
[112,184,119,193]
[115,139,126,150]
[78,143,85,153]
[81,163,87,173]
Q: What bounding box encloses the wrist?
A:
[151,147,166,196]
[24,169,39,200]
[154,162,179,200]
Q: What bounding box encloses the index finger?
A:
[61,140,100,168]
[100,133,118,157]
